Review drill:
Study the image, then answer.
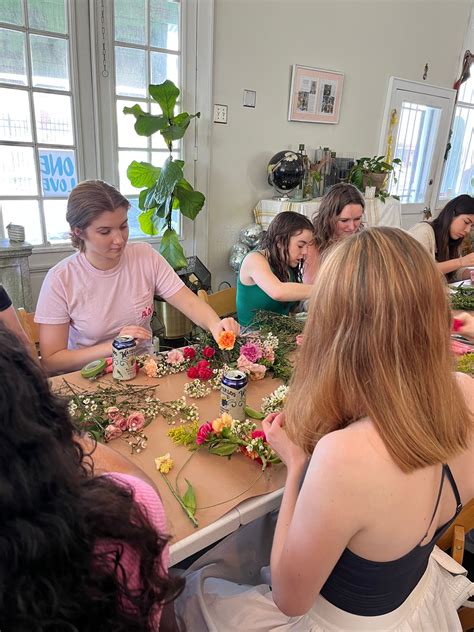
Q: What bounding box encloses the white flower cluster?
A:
[261,385,289,415]
[209,365,229,391]
[263,332,279,350]
[231,418,256,439]
[183,379,211,399]
[166,396,200,425]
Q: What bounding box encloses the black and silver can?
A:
[220,369,247,421]
[112,335,137,381]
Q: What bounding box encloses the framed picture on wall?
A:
[288,65,344,124]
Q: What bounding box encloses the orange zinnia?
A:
[217,331,236,350]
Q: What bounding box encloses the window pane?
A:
[118,149,149,194]
[44,199,70,243]
[115,46,146,98]
[39,148,76,197]
[151,51,178,86]
[440,104,474,199]
[114,0,146,44]
[28,0,67,34]
[150,0,180,51]
[1,0,24,26]
[34,92,74,144]
[0,88,32,142]
[30,34,69,91]
[0,199,43,245]
[457,74,474,105]
[0,28,27,85]
[0,146,38,195]
[117,99,148,148]
[391,102,441,204]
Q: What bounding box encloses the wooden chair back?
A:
[17,308,40,355]
[197,288,237,318]
[436,499,474,631]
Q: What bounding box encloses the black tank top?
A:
[319,464,462,616]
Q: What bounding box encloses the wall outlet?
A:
[213,104,228,124]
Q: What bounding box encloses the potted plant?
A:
[348,155,401,202]
[124,79,205,337]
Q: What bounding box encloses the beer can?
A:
[220,369,247,421]
[112,335,137,381]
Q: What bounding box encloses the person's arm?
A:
[78,435,160,493]
[436,252,474,275]
[262,414,365,616]
[241,252,313,302]
[0,304,35,353]
[40,322,151,374]
[166,285,240,341]
[455,312,474,342]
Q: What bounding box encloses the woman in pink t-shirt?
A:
[36,180,240,374]
[0,324,183,631]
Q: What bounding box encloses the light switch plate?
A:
[213,104,228,124]
[243,89,256,108]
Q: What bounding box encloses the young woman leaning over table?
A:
[0,324,183,631]
[409,194,474,281]
[303,181,365,284]
[176,227,474,631]
[236,211,314,327]
[35,180,239,374]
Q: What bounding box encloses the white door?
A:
[379,78,456,228]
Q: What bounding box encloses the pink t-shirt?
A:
[35,242,184,349]
[98,473,170,626]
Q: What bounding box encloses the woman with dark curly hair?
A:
[0,325,183,631]
[409,194,474,281]
[236,211,314,327]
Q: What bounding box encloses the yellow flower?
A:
[211,412,234,433]
[217,331,236,350]
[155,452,174,474]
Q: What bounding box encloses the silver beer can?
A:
[112,335,137,381]
[220,369,247,421]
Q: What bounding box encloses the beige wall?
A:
[208,0,471,289]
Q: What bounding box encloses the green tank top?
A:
[236,258,298,327]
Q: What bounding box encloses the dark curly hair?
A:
[312,183,365,255]
[0,326,183,631]
[260,211,314,282]
[430,194,474,275]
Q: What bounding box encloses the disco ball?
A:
[229,242,250,272]
[239,223,263,248]
[267,150,304,196]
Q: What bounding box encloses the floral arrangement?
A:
[261,385,289,415]
[138,348,191,378]
[59,381,199,453]
[169,412,280,471]
[155,452,198,527]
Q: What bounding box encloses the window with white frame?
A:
[0,0,190,247]
[439,72,474,200]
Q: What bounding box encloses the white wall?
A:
[208,0,471,289]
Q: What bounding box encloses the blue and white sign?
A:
[39,149,77,197]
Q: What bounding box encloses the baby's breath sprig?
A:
[261,385,289,415]
[183,379,211,399]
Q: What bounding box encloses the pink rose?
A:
[251,429,266,440]
[202,346,215,359]
[167,349,185,365]
[263,348,275,363]
[106,406,120,421]
[249,364,266,381]
[240,341,263,363]
[114,414,128,431]
[187,366,199,379]
[196,422,213,445]
[143,358,158,377]
[127,411,145,432]
[236,354,253,373]
[104,424,122,442]
[183,346,196,360]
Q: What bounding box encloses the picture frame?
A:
[288,65,344,124]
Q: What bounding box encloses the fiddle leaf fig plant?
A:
[124,80,205,270]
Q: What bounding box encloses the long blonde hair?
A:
[285,227,471,472]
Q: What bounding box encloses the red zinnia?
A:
[183,346,196,360]
[187,366,199,379]
[202,346,216,359]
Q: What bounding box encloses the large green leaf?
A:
[123,105,168,136]
[138,187,153,210]
[175,185,205,220]
[161,113,199,144]
[181,479,196,514]
[154,157,183,207]
[127,161,161,189]
[138,209,159,235]
[149,80,180,119]
[159,228,188,270]
[209,443,238,456]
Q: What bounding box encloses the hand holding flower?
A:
[262,413,308,472]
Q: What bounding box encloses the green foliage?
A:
[124,80,205,270]
[457,352,474,377]
[348,155,402,201]
[450,286,474,311]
